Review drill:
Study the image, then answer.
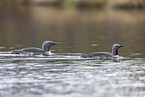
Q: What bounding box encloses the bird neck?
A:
[112,49,120,62]
[115,50,119,55]
[112,48,119,56]
[43,47,52,55]
[45,51,52,55]
[43,47,50,52]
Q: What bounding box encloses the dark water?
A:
[0,4,145,97]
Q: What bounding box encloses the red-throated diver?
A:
[82,44,123,61]
[12,41,60,55]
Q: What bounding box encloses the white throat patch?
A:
[45,51,53,55]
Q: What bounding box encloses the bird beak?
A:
[119,45,123,47]
[51,42,60,45]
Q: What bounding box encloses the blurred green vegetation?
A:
[1,0,145,9]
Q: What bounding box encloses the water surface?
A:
[0,4,145,97]
[0,52,145,97]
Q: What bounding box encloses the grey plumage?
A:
[12,47,44,55]
[82,52,112,60]
[12,41,60,55]
[82,44,123,61]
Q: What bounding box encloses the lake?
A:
[0,4,145,97]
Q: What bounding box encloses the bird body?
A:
[82,44,123,61]
[12,47,44,55]
[82,52,112,60]
[12,41,60,55]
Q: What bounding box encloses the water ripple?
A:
[0,52,144,97]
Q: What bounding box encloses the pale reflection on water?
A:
[0,4,145,97]
[0,52,145,97]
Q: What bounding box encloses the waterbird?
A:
[12,41,60,55]
[82,44,123,62]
